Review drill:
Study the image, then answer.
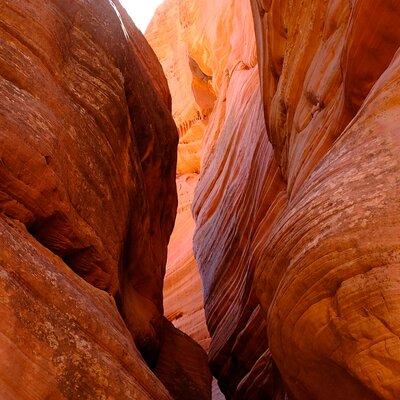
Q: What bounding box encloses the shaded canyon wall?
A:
[0,0,211,399]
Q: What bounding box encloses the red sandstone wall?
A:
[0,0,211,398]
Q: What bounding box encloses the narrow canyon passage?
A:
[146,0,400,399]
[1,0,400,400]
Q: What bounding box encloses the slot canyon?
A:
[0,0,400,399]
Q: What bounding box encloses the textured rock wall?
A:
[249,1,400,399]
[192,0,400,398]
[148,0,400,399]
[0,0,211,398]
[146,0,215,353]
[191,7,276,394]
[0,218,172,399]
[163,174,211,349]
[146,3,246,398]
[147,0,266,398]
[146,0,217,176]
[155,318,212,400]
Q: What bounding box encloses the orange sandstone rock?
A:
[0,0,211,398]
[146,0,216,176]
[150,0,400,399]
[146,0,216,355]
[178,0,400,398]
[0,217,172,400]
[163,174,211,350]
[250,1,400,398]
[148,0,266,398]
[155,318,212,400]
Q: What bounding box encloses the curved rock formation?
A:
[147,0,269,397]
[0,217,172,400]
[163,174,211,349]
[146,4,233,398]
[0,0,211,398]
[155,318,212,400]
[146,0,217,176]
[147,0,400,399]
[146,0,215,353]
[250,1,400,398]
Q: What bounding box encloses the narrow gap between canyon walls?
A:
[1,1,400,400]
[142,0,400,399]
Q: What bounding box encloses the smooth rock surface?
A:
[155,318,212,400]
[250,1,400,398]
[163,174,211,350]
[148,0,268,397]
[146,0,214,354]
[0,0,211,398]
[0,0,178,363]
[150,0,400,399]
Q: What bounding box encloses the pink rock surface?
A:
[163,174,211,350]
[146,0,215,355]
[148,0,268,397]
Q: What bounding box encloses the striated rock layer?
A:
[191,3,275,393]
[0,218,172,399]
[146,3,229,398]
[163,174,211,350]
[148,0,268,397]
[249,1,400,399]
[183,0,400,399]
[150,0,400,399]
[146,0,214,354]
[0,0,211,398]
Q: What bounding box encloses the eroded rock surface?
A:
[0,0,210,398]
[148,0,400,399]
[0,218,172,400]
[155,318,212,400]
[163,174,211,349]
[147,0,268,398]
[146,0,215,354]
[250,1,400,398]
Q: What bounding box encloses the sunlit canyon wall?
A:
[147,0,400,399]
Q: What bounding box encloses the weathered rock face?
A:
[155,318,212,400]
[250,1,400,399]
[146,0,215,354]
[0,0,211,398]
[192,8,276,394]
[148,0,400,399]
[0,217,173,400]
[147,0,266,398]
[146,0,217,176]
[163,174,211,350]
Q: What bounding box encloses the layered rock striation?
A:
[146,0,216,353]
[249,1,400,399]
[147,0,276,397]
[0,0,210,398]
[148,0,400,399]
